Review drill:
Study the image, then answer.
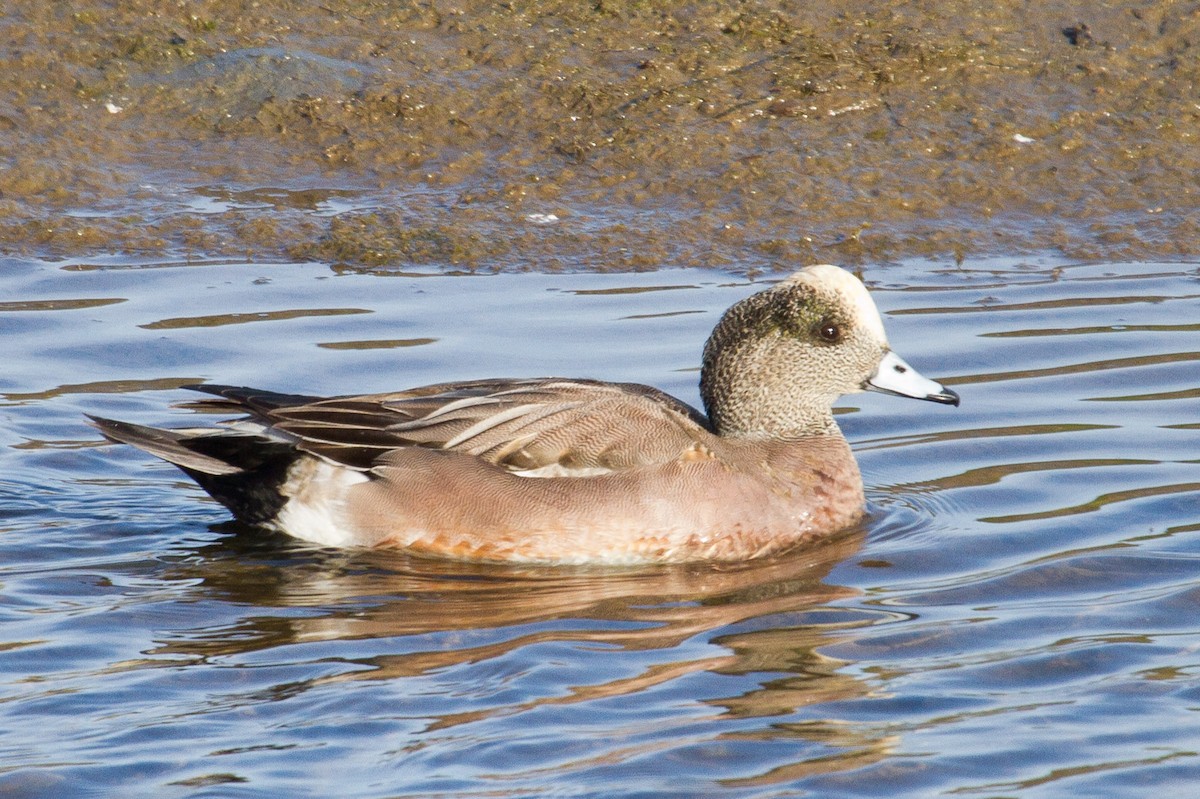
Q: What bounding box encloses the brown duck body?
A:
[346,435,863,562]
[91,265,958,563]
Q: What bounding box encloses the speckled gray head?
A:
[700,264,959,437]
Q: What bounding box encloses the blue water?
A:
[1,256,1198,797]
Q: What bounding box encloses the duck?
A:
[90,264,959,564]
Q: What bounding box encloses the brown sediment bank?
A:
[0,1,1197,271]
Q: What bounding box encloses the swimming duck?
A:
[91,265,958,563]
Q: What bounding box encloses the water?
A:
[1,256,1198,797]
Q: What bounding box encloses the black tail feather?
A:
[178,384,322,420]
[90,415,299,526]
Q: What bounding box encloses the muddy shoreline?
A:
[2,1,1198,271]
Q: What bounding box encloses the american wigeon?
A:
[91,264,958,563]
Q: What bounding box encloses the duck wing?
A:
[185,379,713,474]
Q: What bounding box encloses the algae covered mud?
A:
[2,1,1199,270]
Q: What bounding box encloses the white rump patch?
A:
[273,459,370,547]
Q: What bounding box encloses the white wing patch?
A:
[513,464,616,479]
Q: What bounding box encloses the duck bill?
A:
[866,350,960,406]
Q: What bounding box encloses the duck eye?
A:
[817,321,841,343]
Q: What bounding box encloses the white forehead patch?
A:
[784,264,888,344]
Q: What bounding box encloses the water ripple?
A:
[4,259,1200,796]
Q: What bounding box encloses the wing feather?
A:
[182,378,712,475]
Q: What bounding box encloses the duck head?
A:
[700,264,959,437]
